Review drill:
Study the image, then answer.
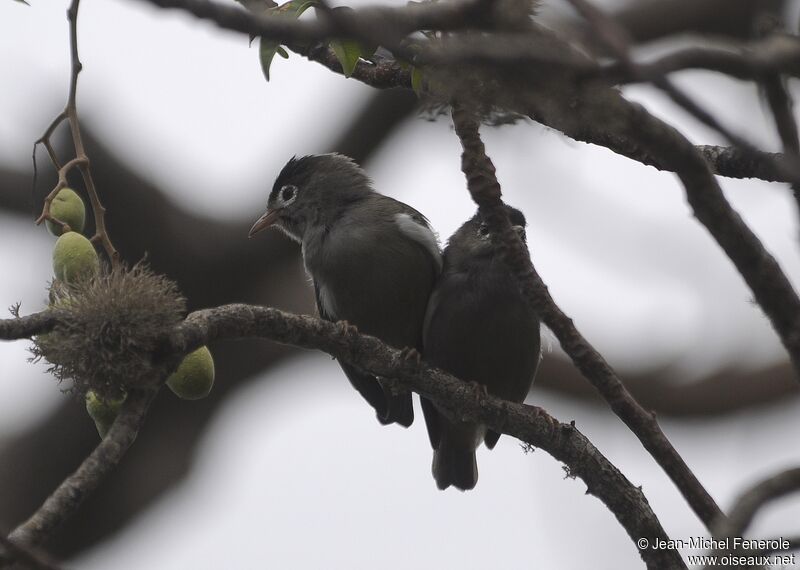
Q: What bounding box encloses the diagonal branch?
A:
[0,304,685,567]
[6,389,154,547]
[1,388,155,561]
[164,304,685,569]
[450,104,723,530]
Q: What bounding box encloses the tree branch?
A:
[0,534,62,570]
[714,467,800,541]
[137,0,796,186]
[35,0,119,265]
[134,0,488,46]
[1,389,155,561]
[164,303,684,569]
[450,104,722,530]
[708,467,800,567]
[0,310,57,341]
[0,302,685,566]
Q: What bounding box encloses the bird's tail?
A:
[432,425,479,491]
[380,389,414,428]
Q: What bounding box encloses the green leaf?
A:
[330,40,361,78]
[259,37,280,82]
[275,0,316,16]
[255,0,318,82]
[411,66,424,95]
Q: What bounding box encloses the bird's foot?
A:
[335,320,359,339]
[468,380,489,404]
[399,347,423,367]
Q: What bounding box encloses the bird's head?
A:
[248,153,373,243]
[446,205,527,263]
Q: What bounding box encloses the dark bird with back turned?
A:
[249,154,441,427]
[421,206,541,490]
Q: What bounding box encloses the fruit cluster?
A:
[43,188,216,438]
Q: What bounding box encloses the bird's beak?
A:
[248,208,281,238]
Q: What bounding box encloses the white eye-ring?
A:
[278,184,298,206]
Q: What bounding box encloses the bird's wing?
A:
[381,197,442,273]
[313,280,389,419]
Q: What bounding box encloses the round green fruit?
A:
[46,188,86,236]
[167,346,215,400]
[85,390,125,438]
[53,231,99,283]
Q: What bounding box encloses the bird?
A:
[248,153,441,427]
[421,205,541,490]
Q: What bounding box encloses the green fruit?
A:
[85,390,125,438]
[46,188,86,236]
[53,231,99,283]
[167,346,215,400]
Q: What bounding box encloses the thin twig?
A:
[33,0,120,265]
[449,104,723,530]
[714,467,800,542]
[707,467,800,568]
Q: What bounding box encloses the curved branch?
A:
[714,467,800,541]
[166,303,685,569]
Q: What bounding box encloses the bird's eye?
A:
[477,224,490,238]
[280,185,297,204]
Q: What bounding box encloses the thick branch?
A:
[2,301,683,565]
[139,0,796,184]
[166,303,684,569]
[134,0,487,46]
[450,105,722,530]
[2,389,154,557]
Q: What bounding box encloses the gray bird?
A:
[421,206,541,490]
[249,154,441,427]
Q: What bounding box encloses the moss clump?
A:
[32,264,186,399]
